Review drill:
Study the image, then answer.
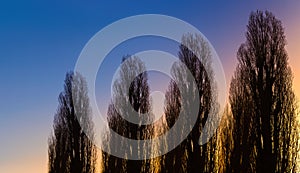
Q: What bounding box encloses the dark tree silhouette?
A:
[101,56,154,173]
[216,105,234,173]
[161,33,218,172]
[228,10,299,172]
[48,72,97,173]
[160,80,185,173]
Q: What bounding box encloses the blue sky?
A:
[1,1,300,172]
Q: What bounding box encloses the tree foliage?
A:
[101,56,154,173]
[161,33,218,172]
[226,10,299,172]
[48,72,97,173]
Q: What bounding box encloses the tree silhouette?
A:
[101,56,154,173]
[228,10,299,172]
[216,105,234,173]
[161,33,218,172]
[160,80,185,173]
[48,72,97,173]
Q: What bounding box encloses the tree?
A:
[216,105,234,173]
[48,72,97,173]
[160,80,186,173]
[101,56,154,173]
[229,10,299,172]
[162,33,218,172]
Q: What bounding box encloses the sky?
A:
[0,1,300,172]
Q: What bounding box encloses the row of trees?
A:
[48,10,299,172]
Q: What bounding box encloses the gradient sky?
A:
[0,1,300,172]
